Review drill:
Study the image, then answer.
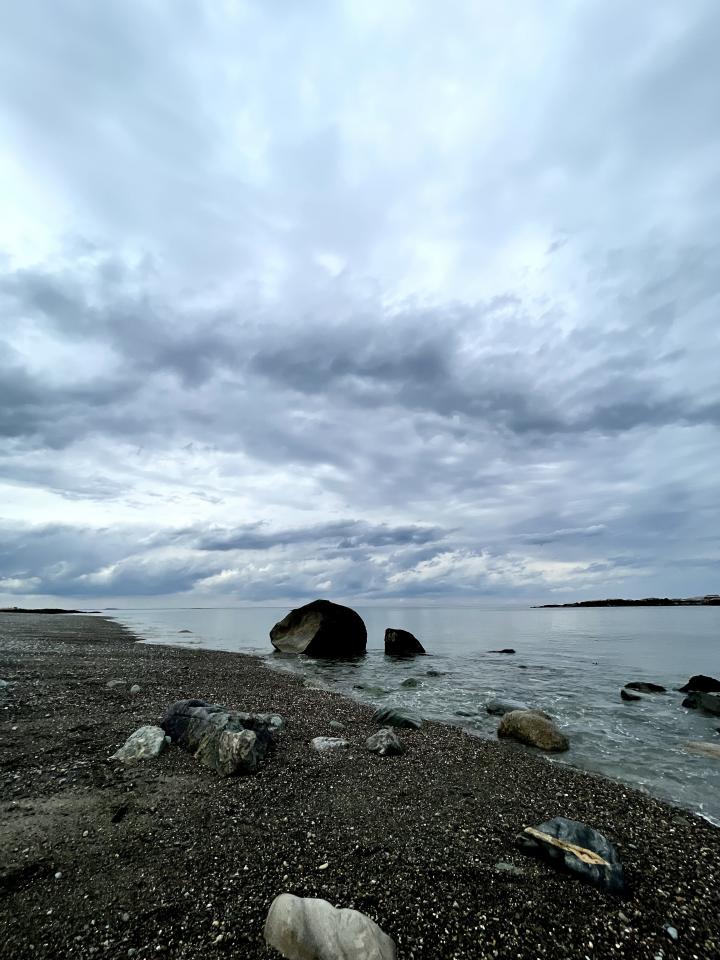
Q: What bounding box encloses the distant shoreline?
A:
[535,595,720,608]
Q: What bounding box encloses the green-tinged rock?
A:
[110,725,167,764]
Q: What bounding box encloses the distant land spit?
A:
[535,595,720,608]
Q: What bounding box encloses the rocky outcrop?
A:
[160,699,281,776]
[486,698,530,716]
[270,599,367,657]
[497,710,569,752]
[264,894,396,960]
[384,628,426,656]
[519,817,624,893]
[366,728,405,756]
[625,681,666,693]
[372,706,423,729]
[678,675,720,694]
[110,725,167,764]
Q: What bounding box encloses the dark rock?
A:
[270,599,367,657]
[625,681,666,693]
[366,728,405,756]
[486,698,530,716]
[384,628,426,656]
[621,688,642,702]
[489,648,516,654]
[178,629,192,633]
[425,669,445,677]
[678,675,720,693]
[160,699,281,776]
[682,691,720,715]
[372,706,422,730]
[400,677,420,688]
[682,694,699,708]
[498,710,569,752]
[519,816,625,893]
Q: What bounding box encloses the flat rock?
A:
[384,627,426,656]
[110,725,166,764]
[486,698,530,716]
[678,675,720,694]
[519,816,625,893]
[270,599,367,657]
[366,728,405,756]
[264,893,396,960]
[311,737,350,752]
[625,681,666,693]
[621,688,643,702]
[489,648,516,654]
[498,710,569,752]
[372,706,423,730]
[685,741,720,760]
[161,699,280,776]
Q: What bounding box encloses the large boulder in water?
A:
[384,628,425,656]
[498,710,569,752]
[519,817,624,893]
[160,699,281,776]
[678,675,720,694]
[270,599,367,657]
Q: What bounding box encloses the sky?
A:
[1,0,719,608]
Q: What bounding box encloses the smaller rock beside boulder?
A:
[625,681,666,693]
[366,728,404,756]
[486,698,530,716]
[372,706,423,730]
[111,726,167,764]
[264,893,396,960]
[311,737,350,752]
[519,817,624,893]
[620,688,642,702]
[384,628,426,656]
[498,710,569,752]
[678,675,720,694]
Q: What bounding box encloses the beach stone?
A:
[366,728,404,756]
[110,725,166,764]
[494,861,527,877]
[129,684,141,695]
[264,893,396,960]
[160,699,280,776]
[625,681,666,693]
[519,817,625,893]
[486,698,531,716]
[685,741,720,760]
[489,648,516,654]
[678,675,720,694]
[400,677,420,688]
[270,599,367,657]
[621,688,643,702]
[106,680,126,689]
[384,627,426,656]
[311,737,349,752]
[498,710,569,752]
[329,720,345,731]
[372,706,423,729]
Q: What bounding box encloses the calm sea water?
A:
[113,605,720,825]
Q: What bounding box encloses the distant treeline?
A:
[535,596,720,608]
[0,607,82,614]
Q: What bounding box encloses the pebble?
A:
[665,925,679,941]
[319,862,329,870]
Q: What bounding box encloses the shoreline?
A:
[1,613,719,959]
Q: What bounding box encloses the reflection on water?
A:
[114,604,720,825]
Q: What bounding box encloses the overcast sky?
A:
[1,0,719,607]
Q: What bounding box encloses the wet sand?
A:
[1,612,719,959]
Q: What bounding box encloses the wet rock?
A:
[498,710,569,752]
[400,677,420,688]
[366,728,404,756]
[311,737,350,752]
[678,675,720,693]
[264,893,396,960]
[110,725,166,764]
[682,691,720,714]
[685,741,720,760]
[372,706,423,730]
[519,816,625,893]
[625,681,666,693]
[160,699,280,776]
[621,688,643,702]
[486,698,530,716]
[489,648,516,654]
[425,669,444,677]
[384,628,426,656]
[270,599,367,657]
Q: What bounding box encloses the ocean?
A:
[113,604,720,825]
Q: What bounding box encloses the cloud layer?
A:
[1,1,719,605]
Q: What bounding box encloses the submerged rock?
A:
[311,737,350,752]
[519,817,624,893]
[497,710,569,752]
[111,725,166,764]
[685,741,720,760]
[678,675,720,694]
[264,893,396,960]
[486,698,530,716]
[366,728,405,756]
[270,599,367,657]
[621,688,643,702]
[625,681,666,693]
[384,628,426,656]
[372,706,423,730]
[161,699,281,776]
[400,677,420,688]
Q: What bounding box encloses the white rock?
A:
[111,725,167,764]
[366,728,404,756]
[264,893,396,960]
[311,737,350,752]
[129,684,141,695]
[106,680,126,689]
